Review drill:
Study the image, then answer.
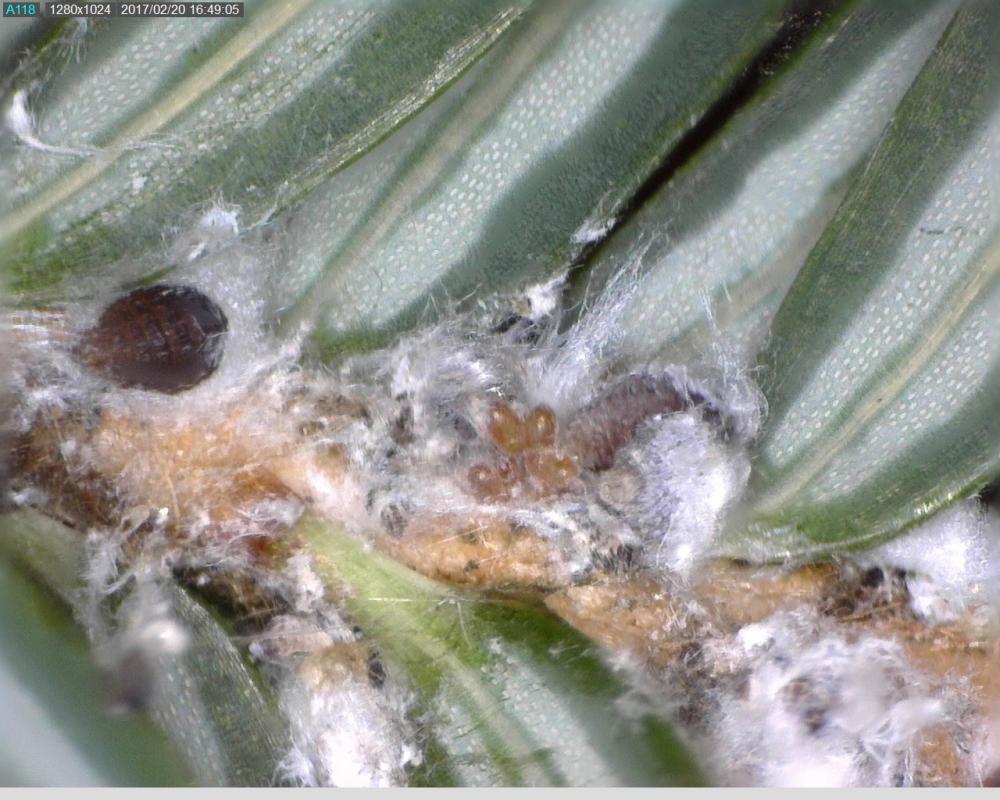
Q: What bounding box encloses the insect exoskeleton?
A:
[77,284,228,394]
[562,372,723,471]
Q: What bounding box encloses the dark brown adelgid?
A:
[78,284,228,394]
[563,373,721,471]
[562,374,687,470]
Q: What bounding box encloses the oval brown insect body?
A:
[563,374,686,471]
[78,284,228,394]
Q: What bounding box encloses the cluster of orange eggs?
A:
[467,402,579,502]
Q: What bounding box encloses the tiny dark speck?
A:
[861,566,884,587]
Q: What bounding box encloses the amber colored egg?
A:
[486,402,529,453]
[524,405,557,448]
[525,450,579,494]
[78,285,228,394]
[468,462,511,502]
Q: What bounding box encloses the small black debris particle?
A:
[367,650,387,688]
[390,402,415,446]
[380,504,409,539]
[861,566,884,588]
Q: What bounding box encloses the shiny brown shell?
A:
[78,284,228,394]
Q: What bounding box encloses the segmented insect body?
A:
[562,374,685,470]
[563,373,720,471]
[78,284,228,394]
